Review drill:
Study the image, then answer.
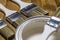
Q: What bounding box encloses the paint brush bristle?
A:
[7,12,27,28]
[0,20,15,40]
[21,4,48,17]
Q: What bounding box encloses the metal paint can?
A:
[15,16,51,40]
[15,16,60,40]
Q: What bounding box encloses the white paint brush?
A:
[0,3,27,28]
[40,7,60,40]
[12,0,48,17]
[0,19,15,40]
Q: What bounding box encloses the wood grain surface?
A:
[0,0,7,6]
[6,1,20,11]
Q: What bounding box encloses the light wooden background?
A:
[0,0,60,40]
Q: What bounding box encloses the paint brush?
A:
[0,3,27,28]
[40,7,60,40]
[12,0,49,17]
[0,10,15,40]
[0,19,15,40]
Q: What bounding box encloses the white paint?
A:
[26,33,54,40]
[27,33,42,40]
[40,25,56,40]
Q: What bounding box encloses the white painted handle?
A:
[0,4,17,17]
[40,25,56,40]
[13,0,32,9]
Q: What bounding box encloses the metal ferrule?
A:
[7,12,27,27]
[21,4,37,12]
[47,16,60,28]
[0,20,7,29]
[21,4,48,17]
[47,7,60,29]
